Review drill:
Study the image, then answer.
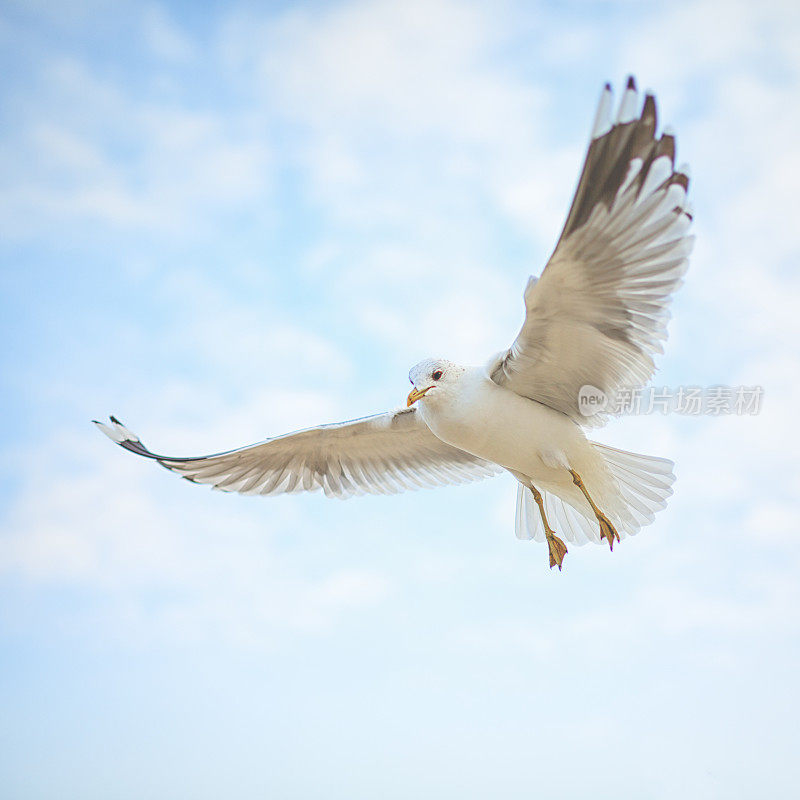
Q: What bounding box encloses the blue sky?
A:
[1,0,799,797]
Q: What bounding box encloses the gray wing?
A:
[489,77,694,426]
[94,409,501,498]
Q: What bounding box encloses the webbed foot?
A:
[546,533,568,571]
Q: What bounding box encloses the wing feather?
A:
[94,409,501,499]
[489,77,693,425]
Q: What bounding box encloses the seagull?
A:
[96,77,692,570]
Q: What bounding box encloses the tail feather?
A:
[515,483,600,546]
[515,444,675,546]
[596,443,674,536]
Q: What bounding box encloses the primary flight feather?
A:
[96,77,692,570]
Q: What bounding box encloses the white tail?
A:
[515,445,675,546]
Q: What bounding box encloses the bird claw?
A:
[546,533,568,571]
[597,513,620,551]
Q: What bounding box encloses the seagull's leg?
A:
[568,469,620,551]
[530,485,568,571]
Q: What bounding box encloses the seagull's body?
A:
[96,77,691,569]
[414,363,597,507]
[409,358,671,556]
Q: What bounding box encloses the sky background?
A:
[1,0,799,797]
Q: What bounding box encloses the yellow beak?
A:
[407,386,432,407]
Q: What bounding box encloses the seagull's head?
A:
[407,358,461,407]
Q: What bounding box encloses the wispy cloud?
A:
[0,53,271,237]
[143,4,197,62]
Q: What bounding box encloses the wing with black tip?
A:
[94,411,501,498]
[489,77,693,425]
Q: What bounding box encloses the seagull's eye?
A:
[432,370,443,381]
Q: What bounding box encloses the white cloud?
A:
[218,0,577,241]
[209,0,589,366]
[0,430,392,645]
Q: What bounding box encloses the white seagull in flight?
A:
[96,77,692,570]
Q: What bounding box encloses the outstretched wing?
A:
[94,409,501,498]
[489,77,693,425]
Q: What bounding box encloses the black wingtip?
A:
[626,74,636,90]
[604,81,612,91]
[671,172,690,191]
[657,132,676,163]
[109,414,121,424]
[641,93,657,126]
